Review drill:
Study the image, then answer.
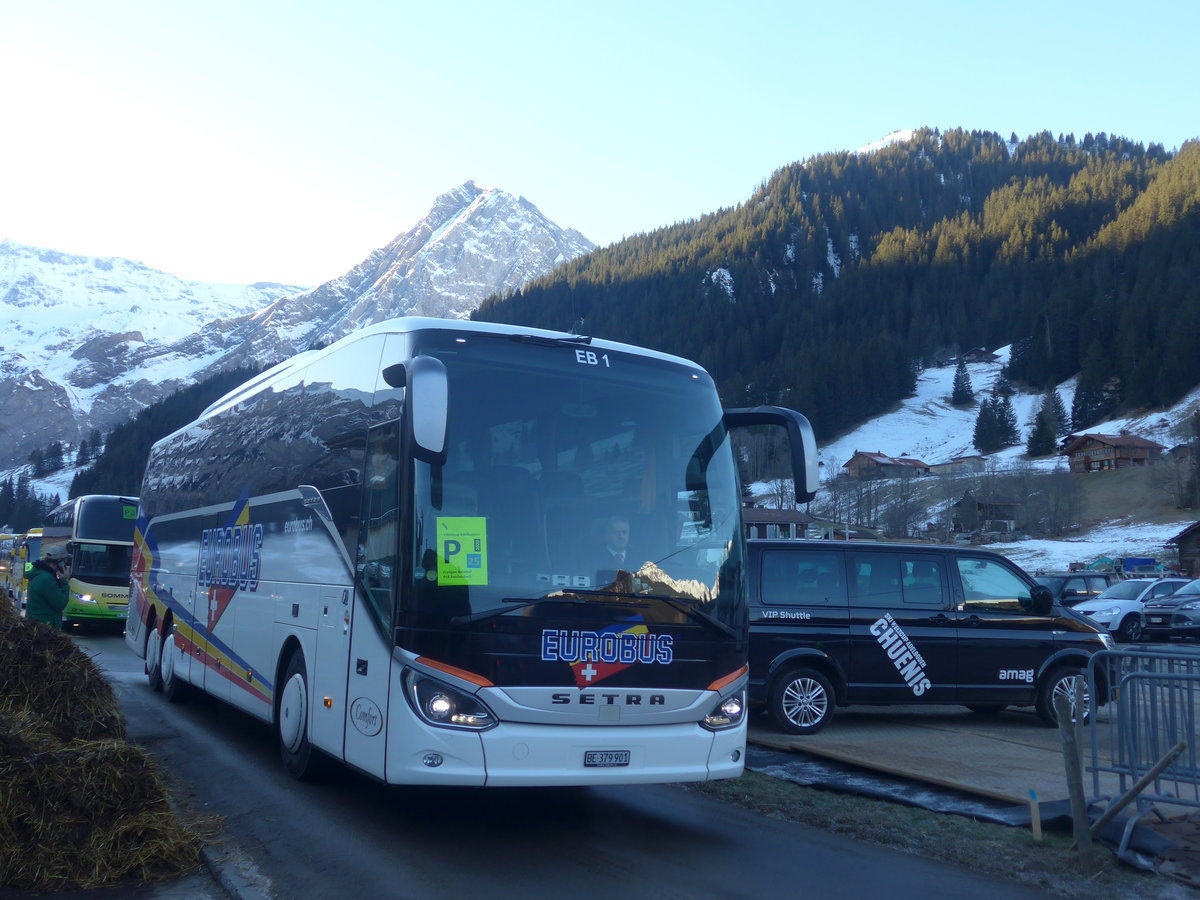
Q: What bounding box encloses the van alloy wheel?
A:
[1036,666,1090,726]
[770,667,834,735]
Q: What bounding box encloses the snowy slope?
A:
[811,348,1200,573]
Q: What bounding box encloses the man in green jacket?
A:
[26,545,70,629]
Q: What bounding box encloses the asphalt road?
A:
[77,632,1053,899]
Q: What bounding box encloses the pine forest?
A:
[473,128,1200,444]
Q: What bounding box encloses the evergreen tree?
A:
[45,441,65,472]
[28,448,46,478]
[76,437,90,466]
[973,397,1000,452]
[997,395,1020,446]
[1072,340,1112,430]
[0,477,14,528]
[1049,388,1070,437]
[1026,392,1059,456]
[88,428,104,459]
[951,358,975,406]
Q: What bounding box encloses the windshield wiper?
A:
[644,594,738,639]
[448,593,631,626]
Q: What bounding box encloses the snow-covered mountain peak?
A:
[0,184,594,470]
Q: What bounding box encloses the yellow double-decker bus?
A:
[42,496,138,628]
[1,532,18,607]
[6,529,43,612]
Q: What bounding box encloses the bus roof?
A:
[191,317,707,432]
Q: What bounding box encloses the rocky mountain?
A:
[0,182,594,470]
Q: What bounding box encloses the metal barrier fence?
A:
[1088,646,1200,811]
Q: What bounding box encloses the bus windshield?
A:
[404,332,743,628]
[75,497,139,542]
[73,542,135,581]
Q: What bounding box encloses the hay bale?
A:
[0,603,205,891]
[0,613,125,742]
[0,738,201,890]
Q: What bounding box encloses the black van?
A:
[747,540,1113,734]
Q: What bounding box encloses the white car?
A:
[1073,577,1190,642]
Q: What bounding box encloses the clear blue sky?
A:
[2,0,1196,285]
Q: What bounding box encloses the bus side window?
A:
[357,421,400,631]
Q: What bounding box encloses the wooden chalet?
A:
[959,348,1000,364]
[952,492,1022,534]
[1168,522,1200,577]
[928,455,986,476]
[1061,433,1167,473]
[842,450,930,480]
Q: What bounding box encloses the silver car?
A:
[1144,578,1200,641]
[1072,577,1190,642]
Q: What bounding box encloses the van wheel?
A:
[1036,666,1090,727]
[1116,615,1144,643]
[145,622,163,692]
[769,667,834,735]
[277,651,329,781]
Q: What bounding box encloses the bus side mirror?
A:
[1029,584,1053,616]
[723,406,819,504]
[385,356,449,465]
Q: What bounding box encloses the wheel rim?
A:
[782,676,828,729]
[279,671,308,753]
[1053,674,1089,721]
[1126,617,1144,642]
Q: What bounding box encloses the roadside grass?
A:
[679,771,1192,899]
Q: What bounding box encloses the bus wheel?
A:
[146,623,163,693]
[162,627,194,703]
[769,666,834,735]
[277,651,329,781]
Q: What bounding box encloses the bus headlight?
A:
[73,591,97,604]
[702,690,746,731]
[404,670,496,731]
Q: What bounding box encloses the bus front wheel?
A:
[277,651,329,781]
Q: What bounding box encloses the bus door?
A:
[342,420,401,775]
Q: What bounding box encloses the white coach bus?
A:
[126,317,816,785]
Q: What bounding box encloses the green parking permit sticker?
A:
[437,517,488,586]
[122,506,137,519]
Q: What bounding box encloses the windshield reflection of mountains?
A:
[144,381,374,520]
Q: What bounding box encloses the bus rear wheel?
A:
[161,626,195,703]
[277,651,330,781]
[145,622,163,692]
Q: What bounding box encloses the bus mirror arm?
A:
[723,406,819,504]
[398,356,449,465]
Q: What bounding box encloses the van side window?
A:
[955,557,1034,613]
[849,553,900,607]
[849,552,947,608]
[760,549,844,606]
[901,556,947,608]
